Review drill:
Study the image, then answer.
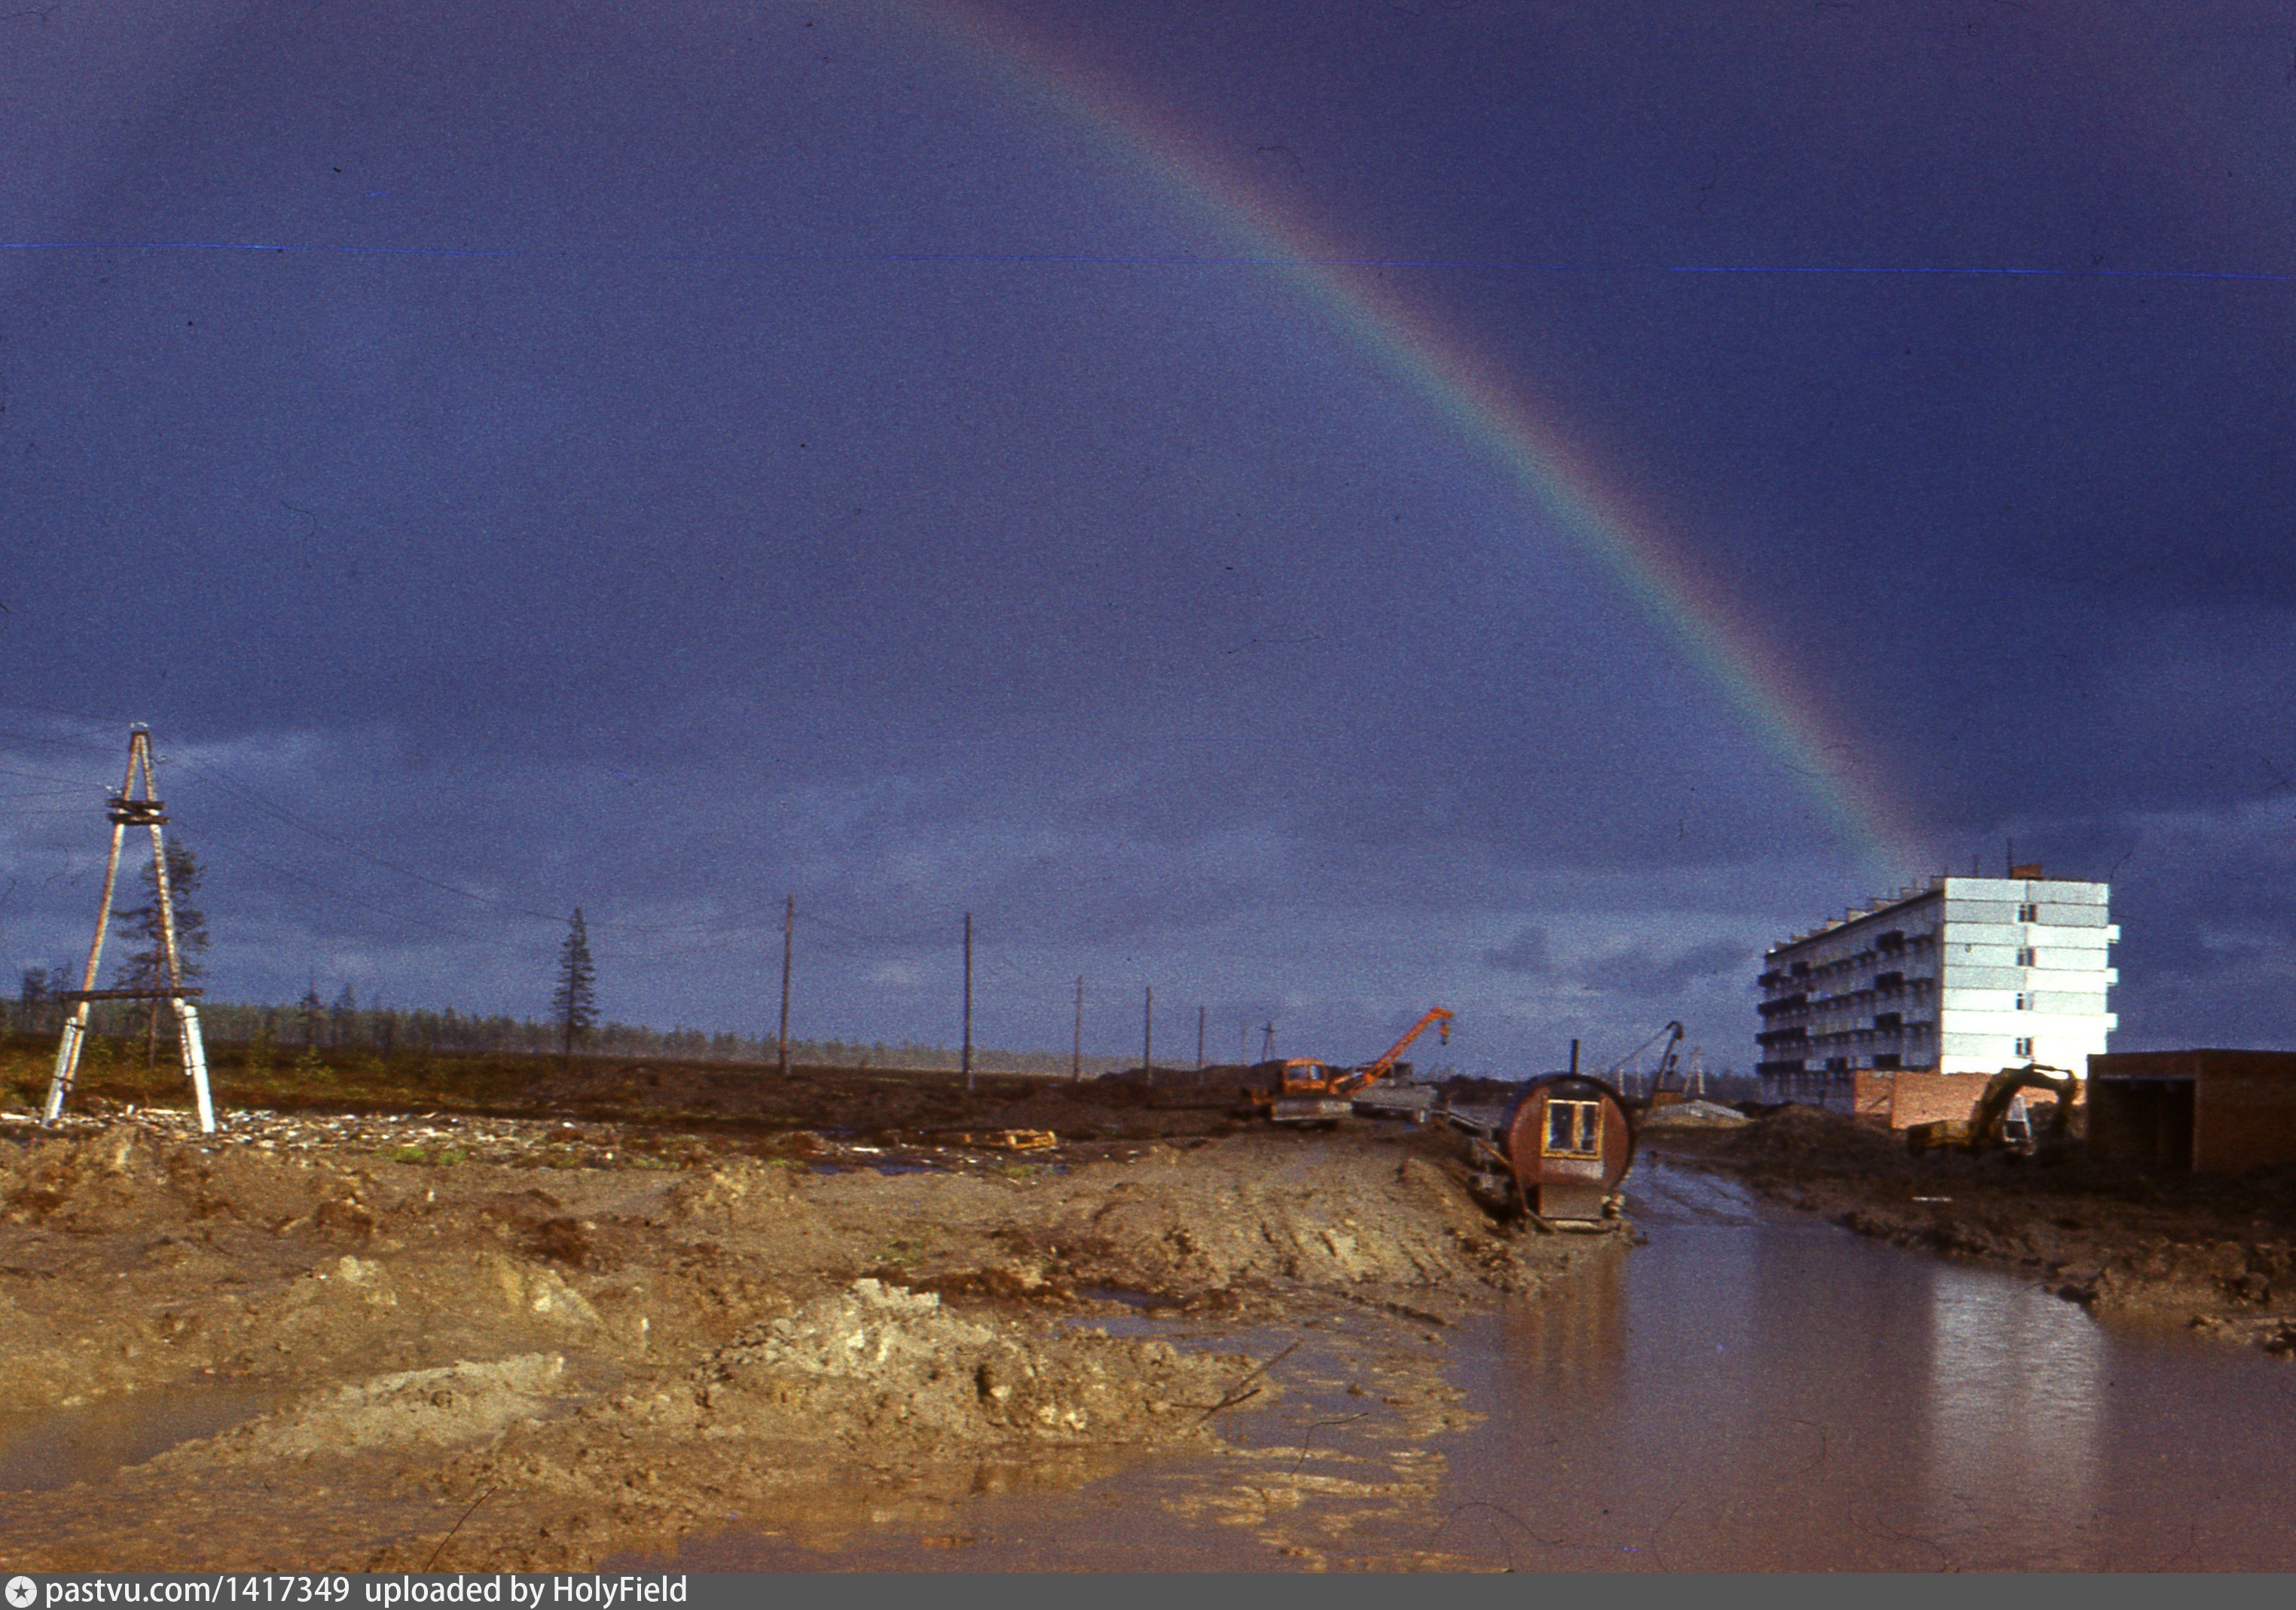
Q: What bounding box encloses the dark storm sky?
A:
[2,1,2291,1071]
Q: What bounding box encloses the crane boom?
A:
[1256,1006,1458,1117]
[1336,1007,1453,1095]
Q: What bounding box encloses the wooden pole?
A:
[47,729,214,1132]
[1073,976,1084,1083]
[961,912,973,1095]
[777,894,793,1077]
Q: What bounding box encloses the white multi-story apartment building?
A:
[1757,871,2118,1108]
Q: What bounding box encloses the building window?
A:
[1543,1100,1602,1159]
[2019,902,2038,922]
[2015,991,2033,1011]
[2014,1037,2034,1058]
[2017,946,2035,967]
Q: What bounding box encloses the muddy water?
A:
[661,1159,2296,1571]
[1434,1162,2296,1571]
[0,1385,289,1494]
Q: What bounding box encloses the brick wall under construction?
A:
[1844,1069,2076,1131]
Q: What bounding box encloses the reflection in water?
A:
[1922,1268,2102,1563]
[1426,1160,2296,1570]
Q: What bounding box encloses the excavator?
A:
[1256,1007,1453,1124]
[1604,1021,1687,1108]
[1905,1063,2080,1157]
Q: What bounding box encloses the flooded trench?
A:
[661,1160,2296,1571]
[1433,1162,2296,1571]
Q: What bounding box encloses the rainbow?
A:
[908,4,1916,868]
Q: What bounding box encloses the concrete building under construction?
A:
[1757,869,2118,1117]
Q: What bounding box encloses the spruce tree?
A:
[551,909,597,1062]
[111,840,209,1065]
[299,978,325,1046]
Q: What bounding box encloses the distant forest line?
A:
[0,983,1144,1077]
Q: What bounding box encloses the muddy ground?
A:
[1648,1106,2296,1357]
[0,1086,1581,1572]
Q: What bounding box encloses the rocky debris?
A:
[180,1354,572,1462]
[2,1106,643,1168]
[695,1276,1240,1447]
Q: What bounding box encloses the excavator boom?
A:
[1907,1063,2078,1155]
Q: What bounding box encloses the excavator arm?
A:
[1965,1063,2078,1143]
[1908,1063,2078,1155]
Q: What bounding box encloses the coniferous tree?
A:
[111,840,209,1065]
[551,909,597,1062]
[18,967,52,1037]
[299,978,325,1046]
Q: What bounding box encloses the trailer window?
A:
[1543,1099,1602,1158]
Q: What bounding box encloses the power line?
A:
[167,754,781,940]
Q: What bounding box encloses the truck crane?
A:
[1257,1007,1454,1124]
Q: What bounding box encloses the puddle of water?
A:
[0,1382,287,1494]
[1075,1285,1183,1312]
[1425,1159,2296,1571]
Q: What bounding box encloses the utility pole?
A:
[777,893,793,1078]
[1073,976,1084,1083]
[1196,1004,1205,1071]
[1142,985,1153,1085]
[1261,1022,1276,1062]
[962,912,974,1095]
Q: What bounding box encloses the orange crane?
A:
[1257,1008,1454,1123]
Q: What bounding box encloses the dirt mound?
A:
[1032,1148,1520,1294]
[697,1277,1237,1447]
[0,1117,1556,1571]
[2,1124,378,1237]
[188,1354,571,1462]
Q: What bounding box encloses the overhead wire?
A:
[0,705,1077,1031]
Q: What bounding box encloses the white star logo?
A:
[5,1576,35,1609]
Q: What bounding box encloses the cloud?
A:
[1485,926,1552,975]
[1580,939,1752,997]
